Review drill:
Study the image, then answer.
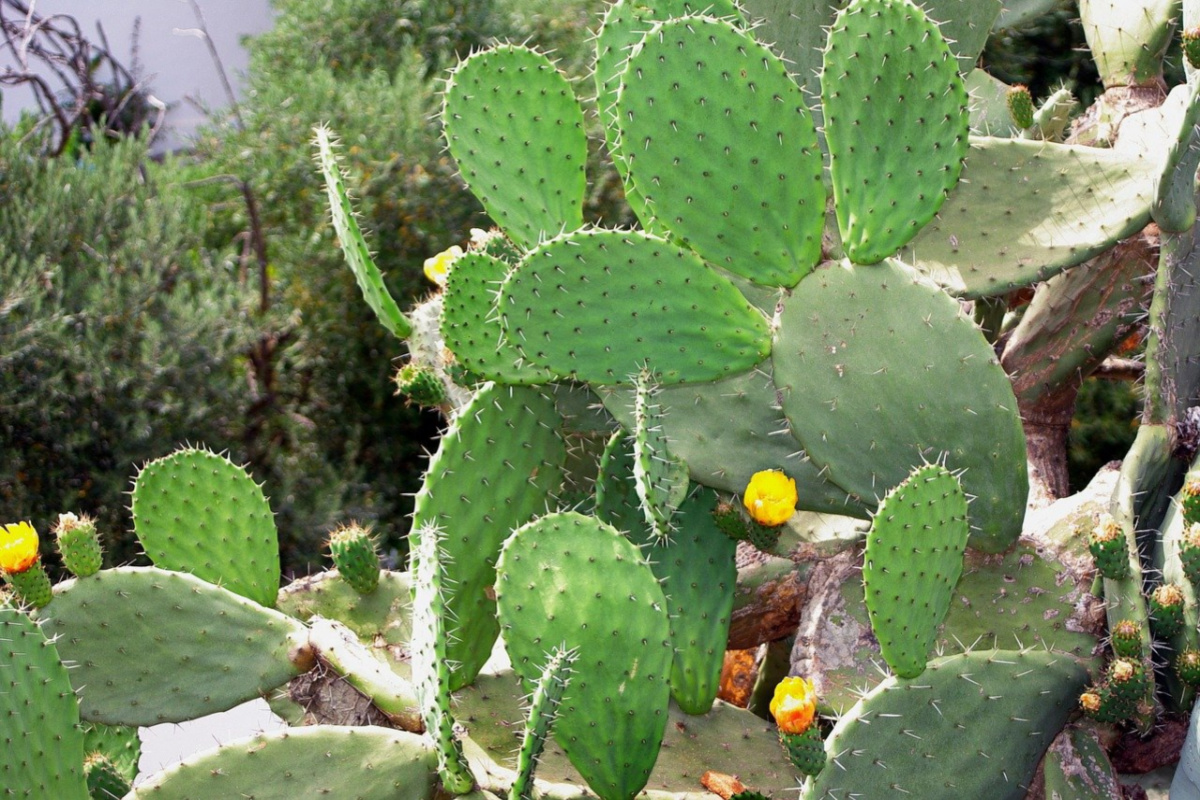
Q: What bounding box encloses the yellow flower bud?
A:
[0,522,40,574]
[769,676,817,734]
[423,245,464,287]
[743,470,798,527]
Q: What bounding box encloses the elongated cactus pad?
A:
[903,136,1159,297]
[499,229,771,385]
[39,567,307,726]
[1,609,88,799]
[132,447,280,607]
[443,46,586,250]
[773,259,1027,552]
[496,512,673,800]
[509,646,577,800]
[411,383,566,689]
[863,465,969,679]
[616,17,825,287]
[631,370,689,541]
[805,649,1090,800]
[822,0,969,265]
[128,726,438,800]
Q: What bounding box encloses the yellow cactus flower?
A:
[0,522,40,574]
[769,676,817,734]
[423,245,464,287]
[1079,691,1102,713]
[743,470,798,527]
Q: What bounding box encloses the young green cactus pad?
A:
[38,567,308,726]
[53,513,102,578]
[1178,649,1200,687]
[631,370,690,541]
[328,523,381,595]
[903,136,1160,298]
[1184,476,1200,524]
[772,259,1027,552]
[498,229,772,385]
[1,609,88,799]
[822,0,969,266]
[805,649,1090,800]
[394,363,449,408]
[410,383,566,690]
[131,447,280,607]
[443,46,586,250]
[85,754,130,800]
[81,722,141,788]
[1110,619,1144,659]
[1006,85,1035,130]
[614,16,825,287]
[1150,583,1187,637]
[1088,513,1132,579]
[496,512,673,800]
[863,464,969,679]
[509,646,578,800]
[127,726,438,800]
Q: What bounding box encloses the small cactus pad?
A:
[631,370,690,540]
[1006,85,1035,129]
[39,567,307,726]
[496,512,673,800]
[781,727,826,778]
[805,649,1090,800]
[499,229,771,385]
[510,646,578,800]
[772,260,1027,552]
[128,726,438,800]
[1150,583,1187,637]
[863,465,970,679]
[822,0,969,265]
[1183,476,1200,524]
[1185,26,1200,70]
[328,523,381,595]
[394,363,449,408]
[1110,620,1144,659]
[81,722,141,786]
[85,754,130,800]
[443,46,586,250]
[615,17,825,286]
[54,513,102,578]
[1088,514,1131,580]
[1,609,88,799]
[903,136,1159,298]
[1178,649,1200,686]
[441,252,556,384]
[313,127,411,339]
[411,384,566,689]
[132,447,280,607]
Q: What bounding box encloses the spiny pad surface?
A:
[862,464,969,678]
[499,229,771,385]
[132,447,280,607]
[822,0,969,265]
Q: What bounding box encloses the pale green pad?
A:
[863,465,969,679]
[441,252,555,384]
[499,229,771,385]
[496,513,673,800]
[411,384,566,690]
[132,447,280,607]
[313,126,410,339]
[598,368,867,516]
[631,372,690,540]
[40,567,305,726]
[129,726,438,800]
[1,609,88,800]
[594,0,744,232]
[822,0,969,265]
[805,650,1090,800]
[616,17,825,286]
[903,136,1159,297]
[772,260,1027,552]
[1080,0,1177,88]
[443,46,586,250]
[457,671,799,798]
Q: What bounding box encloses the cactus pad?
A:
[39,567,307,726]
[443,46,586,250]
[805,649,1090,800]
[128,726,438,800]
[499,229,771,385]
[328,524,381,595]
[412,383,566,689]
[863,464,969,679]
[496,512,673,800]
[1,608,88,799]
[616,17,826,286]
[822,0,969,265]
[54,513,102,578]
[132,447,280,607]
[631,371,690,540]
[772,259,1027,552]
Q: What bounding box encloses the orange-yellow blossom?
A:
[0,522,40,574]
[769,676,817,734]
[743,470,797,527]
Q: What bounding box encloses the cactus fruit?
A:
[1007,84,1035,130]
[1185,27,1200,71]
[394,363,448,408]
[1088,513,1131,579]
[1150,583,1187,637]
[1184,476,1200,524]
[1178,649,1200,687]
[328,523,381,595]
[53,513,103,578]
[1081,658,1151,724]
[1181,522,1200,586]
[1111,619,1144,659]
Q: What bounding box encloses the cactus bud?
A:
[1176,649,1200,687]
[393,363,448,408]
[1110,619,1143,659]
[1088,514,1130,579]
[53,512,103,578]
[0,522,52,608]
[1184,27,1200,71]
[1149,583,1186,637]
[328,523,381,595]
[1006,84,1035,130]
